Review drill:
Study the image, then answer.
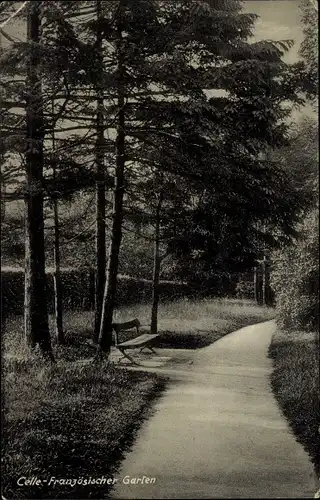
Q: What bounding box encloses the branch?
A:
[52,125,93,133]
[58,210,113,246]
[52,131,97,151]
[59,219,96,246]
[159,250,171,262]
[0,1,28,29]
[49,68,71,130]
[0,27,19,43]
[44,115,95,122]
[122,222,169,244]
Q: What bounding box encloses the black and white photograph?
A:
[1,0,319,498]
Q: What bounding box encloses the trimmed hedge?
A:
[1,267,195,318]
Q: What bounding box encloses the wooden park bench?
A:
[112,319,159,365]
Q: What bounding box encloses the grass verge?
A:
[2,357,165,499]
[268,329,320,477]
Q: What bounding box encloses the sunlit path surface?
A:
[111,321,317,499]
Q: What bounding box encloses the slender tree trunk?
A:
[96,4,125,360]
[262,256,267,306]
[254,266,258,304]
[261,223,268,307]
[93,0,106,342]
[261,256,272,306]
[263,255,271,306]
[53,194,64,343]
[0,29,4,226]
[151,193,163,335]
[0,176,5,225]
[89,267,95,310]
[52,100,64,344]
[24,2,54,362]
[254,263,264,305]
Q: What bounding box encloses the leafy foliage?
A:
[270,116,319,331]
[299,0,318,101]
[271,117,318,204]
[271,209,319,331]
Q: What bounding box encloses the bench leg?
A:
[117,348,140,366]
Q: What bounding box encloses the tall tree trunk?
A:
[151,193,163,335]
[262,255,271,306]
[254,266,259,304]
[53,188,64,344]
[24,2,54,362]
[96,4,125,360]
[0,176,5,225]
[51,100,64,344]
[93,0,106,342]
[262,256,267,306]
[0,28,4,225]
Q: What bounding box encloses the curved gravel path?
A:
[111,320,317,499]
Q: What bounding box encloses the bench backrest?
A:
[112,318,140,345]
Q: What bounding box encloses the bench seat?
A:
[117,333,159,350]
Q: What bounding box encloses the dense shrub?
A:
[271,209,319,331]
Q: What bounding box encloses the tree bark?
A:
[262,255,271,306]
[53,194,64,343]
[93,0,106,342]
[0,177,5,225]
[254,264,264,305]
[254,266,259,304]
[151,192,163,336]
[262,256,267,306]
[0,29,4,225]
[24,1,54,362]
[51,100,64,344]
[96,3,125,359]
